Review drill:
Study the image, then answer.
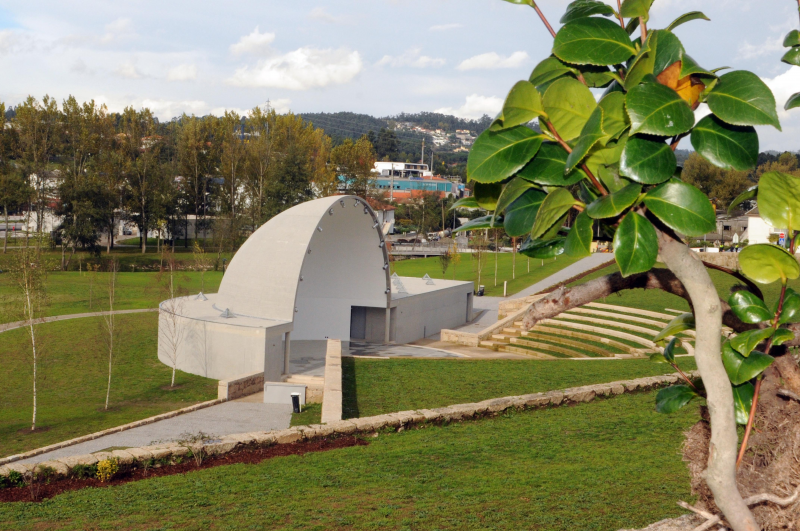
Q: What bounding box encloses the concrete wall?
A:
[158,311,284,382]
[391,284,474,343]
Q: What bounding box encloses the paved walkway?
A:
[0,309,157,334]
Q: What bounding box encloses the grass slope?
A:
[1,392,696,531]
[391,252,583,297]
[0,313,216,457]
[341,357,696,419]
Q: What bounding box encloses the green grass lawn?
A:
[1,392,697,531]
[391,252,587,297]
[0,313,217,457]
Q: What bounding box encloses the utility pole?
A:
[421,137,425,165]
[390,162,394,203]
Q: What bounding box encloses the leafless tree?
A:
[102,260,118,410]
[159,251,187,387]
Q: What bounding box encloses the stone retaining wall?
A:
[218,371,264,400]
[321,339,343,423]
[0,372,694,479]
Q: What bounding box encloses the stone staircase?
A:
[479,302,695,359]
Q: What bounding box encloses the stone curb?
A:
[321,339,343,424]
[0,372,696,481]
[0,397,226,467]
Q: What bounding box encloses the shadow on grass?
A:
[342,356,359,419]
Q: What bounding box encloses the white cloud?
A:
[738,35,784,60]
[762,66,800,121]
[60,17,135,48]
[227,46,362,90]
[230,27,275,56]
[430,23,462,31]
[70,59,93,75]
[456,51,529,71]
[0,30,35,55]
[309,7,345,24]
[115,61,144,79]
[435,94,502,119]
[167,63,197,81]
[376,48,445,68]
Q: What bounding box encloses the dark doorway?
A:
[350,306,367,339]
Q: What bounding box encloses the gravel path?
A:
[0,309,157,334]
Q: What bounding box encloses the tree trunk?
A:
[3,204,8,254]
[656,230,759,531]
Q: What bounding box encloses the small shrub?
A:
[0,471,26,489]
[96,458,119,482]
[71,463,98,480]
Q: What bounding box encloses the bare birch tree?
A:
[102,260,117,410]
[159,251,187,387]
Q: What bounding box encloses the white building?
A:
[374,161,433,178]
[742,207,787,245]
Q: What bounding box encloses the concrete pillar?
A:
[384,307,391,344]
[283,331,291,376]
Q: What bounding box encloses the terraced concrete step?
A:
[479,340,502,351]
[585,302,678,321]
[528,326,646,356]
[538,318,658,349]
[491,334,513,343]
[501,328,522,336]
[520,331,615,357]
[509,337,590,358]
[499,345,559,359]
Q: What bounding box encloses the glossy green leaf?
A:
[679,54,713,78]
[467,127,544,183]
[690,114,758,171]
[757,171,800,234]
[655,385,699,414]
[598,92,630,142]
[493,81,546,131]
[730,328,774,357]
[722,341,774,385]
[666,11,710,32]
[542,77,597,141]
[653,312,695,343]
[652,30,683,77]
[786,92,800,111]
[560,0,615,23]
[564,210,594,258]
[500,0,535,5]
[583,133,628,178]
[566,106,606,172]
[649,351,669,364]
[503,189,547,237]
[553,17,637,66]
[728,290,772,324]
[529,56,576,87]
[626,82,695,136]
[624,32,656,90]
[579,66,617,88]
[518,143,587,186]
[727,186,757,215]
[784,30,800,47]
[619,0,654,19]
[519,236,566,258]
[451,196,480,210]
[597,166,629,193]
[706,71,781,130]
[777,288,800,324]
[531,188,579,240]
[771,328,795,345]
[585,182,641,219]
[662,337,679,363]
[613,211,658,276]
[732,383,754,425]
[494,176,538,216]
[452,214,502,233]
[619,135,676,184]
[643,182,716,236]
[781,46,800,67]
[739,244,800,284]
[472,182,503,210]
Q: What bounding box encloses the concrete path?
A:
[0,309,157,334]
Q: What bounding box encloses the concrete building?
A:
[157,195,473,382]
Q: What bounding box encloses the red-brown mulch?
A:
[0,435,368,503]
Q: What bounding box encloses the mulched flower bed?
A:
[0,435,368,503]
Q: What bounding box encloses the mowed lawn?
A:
[391,252,587,297]
[0,392,697,531]
[0,313,217,457]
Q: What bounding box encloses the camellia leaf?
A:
[503,188,547,237]
[706,71,781,130]
[650,351,669,364]
[519,236,566,258]
[655,384,699,414]
[494,80,547,131]
[472,182,504,210]
[739,244,800,284]
[613,211,658,276]
[619,0,654,19]
[730,328,775,357]
[652,30,683,77]
[553,17,637,66]
[758,171,800,233]
[564,210,594,258]
[598,92,630,142]
[643,182,716,236]
[771,328,795,345]
[786,92,800,111]
[784,30,800,47]
[566,106,606,172]
[451,196,480,210]
[585,182,641,219]
[597,166,629,194]
[679,54,713,78]
[777,288,800,324]
[619,135,676,184]
[467,127,544,184]
[518,142,588,186]
[666,11,710,32]
[721,341,774,385]
[624,32,656,90]
[452,214,503,233]
[626,82,695,136]
[732,383,755,425]
[529,56,576,88]
[728,290,773,324]
[583,132,628,178]
[781,47,800,67]
[662,337,679,363]
[494,176,538,216]
[560,0,615,23]
[691,114,758,171]
[531,188,579,239]
[653,312,695,343]
[542,77,597,141]
[727,186,757,215]
[579,66,617,88]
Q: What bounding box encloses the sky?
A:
[1,0,800,150]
